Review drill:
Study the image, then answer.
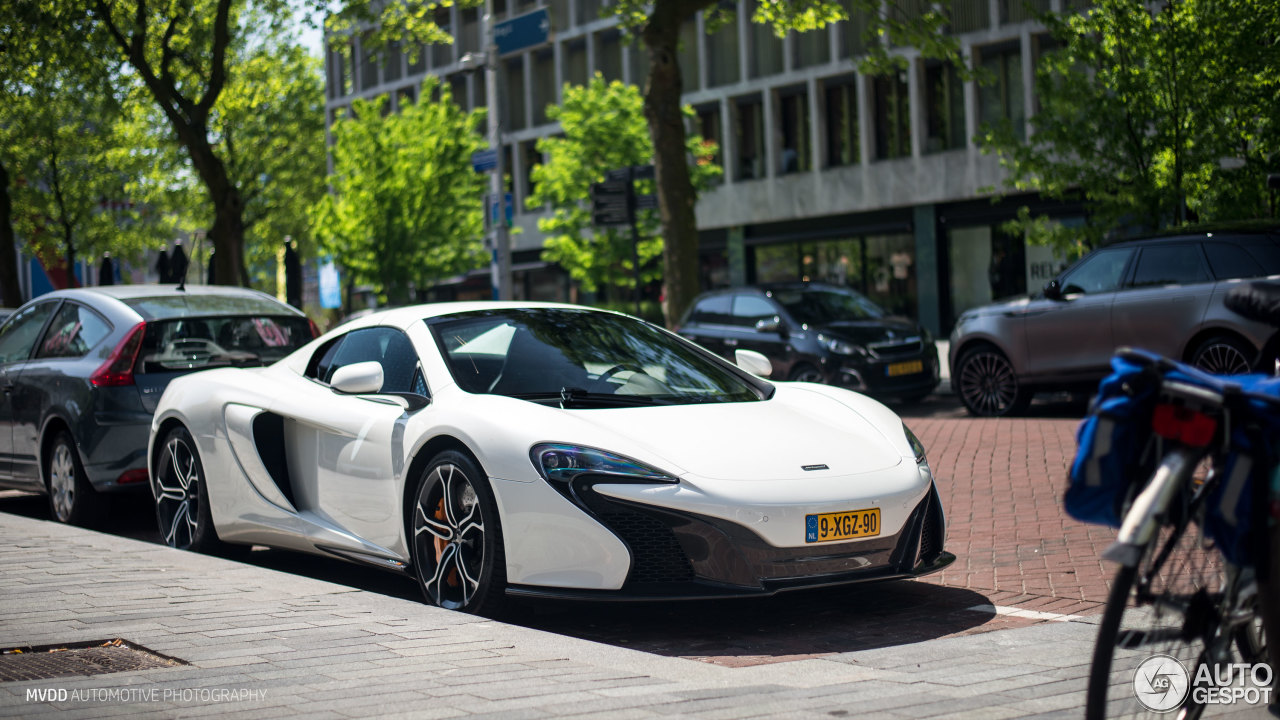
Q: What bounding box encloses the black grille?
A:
[870,339,923,356]
[916,489,943,564]
[597,506,695,584]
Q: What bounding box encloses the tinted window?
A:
[123,294,302,320]
[1060,248,1134,294]
[773,287,886,325]
[314,327,421,394]
[1130,245,1210,287]
[0,302,59,365]
[1243,241,1280,276]
[731,295,778,325]
[690,295,732,323]
[1204,242,1263,280]
[37,303,112,359]
[136,315,312,373]
[430,309,763,404]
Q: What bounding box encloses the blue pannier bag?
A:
[1065,352,1163,528]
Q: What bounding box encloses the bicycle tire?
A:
[1253,455,1280,711]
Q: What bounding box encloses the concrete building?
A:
[323,0,1085,333]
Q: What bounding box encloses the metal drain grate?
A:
[0,639,185,682]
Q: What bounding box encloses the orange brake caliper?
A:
[433,499,459,587]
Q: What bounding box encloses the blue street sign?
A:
[489,192,514,227]
[495,8,551,55]
[471,149,498,173]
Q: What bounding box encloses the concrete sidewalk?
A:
[0,512,1264,719]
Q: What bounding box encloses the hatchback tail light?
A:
[1152,403,1218,447]
[308,318,320,338]
[90,322,146,387]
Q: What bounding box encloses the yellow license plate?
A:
[886,360,923,377]
[805,508,881,543]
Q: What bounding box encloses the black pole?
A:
[628,166,640,317]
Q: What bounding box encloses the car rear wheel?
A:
[1190,335,1253,375]
[153,426,224,553]
[956,347,1030,417]
[46,431,104,527]
[410,450,506,616]
[787,364,825,383]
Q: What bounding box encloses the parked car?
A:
[949,228,1280,416]
[0,285,316,525]
[677,284,940,402]
[148,302,951,615]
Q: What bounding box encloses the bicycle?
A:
[1068,346,1280,719]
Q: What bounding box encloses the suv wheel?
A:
[1190,335,1253,375]
[955,347,1031,417]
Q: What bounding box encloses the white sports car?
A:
[149,302,951,615]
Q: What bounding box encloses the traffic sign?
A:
[471,149,497,173]
[635,194,658,211]
[495,8,551,55]
[488,192,513,227]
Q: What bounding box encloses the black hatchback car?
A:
[0,285,315,525]
[677,283,940,400]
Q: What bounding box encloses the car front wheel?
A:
[410,450,506,616]
[955,347,1031,417]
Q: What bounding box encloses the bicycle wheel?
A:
[1086,519,1232,720]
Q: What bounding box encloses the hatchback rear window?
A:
[135,316,313,373]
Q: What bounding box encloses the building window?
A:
[792,28,830,70]
[566,39,589,89]
[522,141,541,204]
[696,104,723,173]
[705,12,740,88]
[397,85,416,107]
[872,71,911,160]
[360,33,379,91]
[597,30,623,82]
[978,42,1025,140]
[1000,0,1051,24]
[628,45,649,88]
[577,0,606,26]
[460,9,480,57]
[407,43,426,74]
[839,4,870,58]
[753,234,917,317]
[924,60,965,152]
[473,71,487,111]
[679,20,700,92]
[504,57,527,131]
[532,49,556,125]
[329,44,353,98]
[949,0,989,33]
[747,0,783,78]
[734,95,764,181]
[825,79,859,167]
[384,40,402,83]
[548,0,570,31]
[431,7,453,68]
[778,89,810,174]
[449,75,467,108]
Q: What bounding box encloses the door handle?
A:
[724,338,738,347]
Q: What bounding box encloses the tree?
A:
[313,78,487,305]
[978,0,1280,254]
[528,75,719,298]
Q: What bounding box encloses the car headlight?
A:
[817,333,867,357]
[903,424,926,464]
[531,443,677,485]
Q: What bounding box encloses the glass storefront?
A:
[751,233,917,318]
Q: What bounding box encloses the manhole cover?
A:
[0,639,185,682]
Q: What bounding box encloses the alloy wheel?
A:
[413,463,485,610]
[155,435,202,549]
[48,442,76,523]
[1193,341,1252,375]
[789,366,825,383]
[958,351,1022,416]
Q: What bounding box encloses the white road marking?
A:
[967,603,1084,623]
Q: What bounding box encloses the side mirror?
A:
[755,316,787,338]
[1043,279,1063,301]
[330,361,384,395]
[735,349,773,378]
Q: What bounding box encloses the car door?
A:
[1111,243,1214,358]
[279,326,426,553]
[1022,247,1135,379]
[678,294,733,359]
[0,301,60,485]
[729,294,790,372]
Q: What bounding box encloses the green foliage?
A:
[980,0,1280,255]
[314,77,488,305]
[527,75,720,294]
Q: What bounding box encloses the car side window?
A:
[1060,248,1134,295]
[0,301,59,365]
[312,327,423,394]
[1130,245,1210,288]
[36,303,112,359]
[1243,241,1280,276]
[730,295,778,326]
[690,295,732,324]
[1204,242,1263,280]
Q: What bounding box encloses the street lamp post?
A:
[483,0,512,301]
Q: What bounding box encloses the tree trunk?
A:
[177,124,248,287]
[0,158,22,306]
[643,3,711,328]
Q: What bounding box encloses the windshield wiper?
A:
[507,387,670,408]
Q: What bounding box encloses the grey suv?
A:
[948,229,1280,416]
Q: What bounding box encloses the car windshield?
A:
[772,288,886,325]
[136,315,313,372]
[429,308,765,406]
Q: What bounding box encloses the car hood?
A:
[541,384,905,482]
[814,317,922,344]
[959,295,1034,319]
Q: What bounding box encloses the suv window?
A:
[730,295,778,326]
[0,302,59,365]
[1060,248,1134,294]
[308,326,424,395]
[1205,242,1264,280]
[1243,241,1280,276]
[1131,245,1210,287]
[37,303,112,359]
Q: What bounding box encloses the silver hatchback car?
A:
[948,229,1280,416]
